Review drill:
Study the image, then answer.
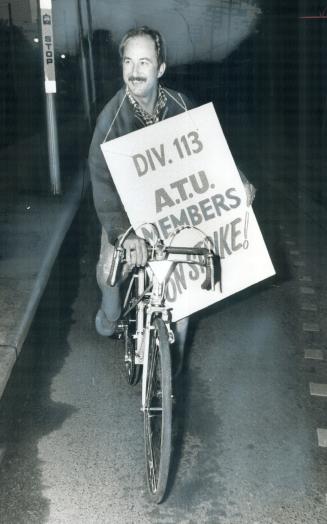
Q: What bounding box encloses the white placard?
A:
[101,103,275,321]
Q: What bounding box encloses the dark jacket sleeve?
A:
[88,108,129,244]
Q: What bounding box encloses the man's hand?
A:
[123,234,148,269]
[238,168,256,207]
[244,181,256,207]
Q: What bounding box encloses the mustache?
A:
[128,76,146,82]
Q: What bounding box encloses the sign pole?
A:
[39,0,61,195]
[77,0,92,129]
[7,3,17,98]
[85,0,96,108]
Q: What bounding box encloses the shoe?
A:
[95,309,118,337]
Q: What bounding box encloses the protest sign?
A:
[101,103,275,321]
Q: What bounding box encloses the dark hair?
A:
[119,26,166,66]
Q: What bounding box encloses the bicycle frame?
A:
[111,223,220,408]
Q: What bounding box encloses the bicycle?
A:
[108,224,220,503]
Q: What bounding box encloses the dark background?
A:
[0,1,326,200]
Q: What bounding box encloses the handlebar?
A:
[165,246,211,256]
[108,236,221,291]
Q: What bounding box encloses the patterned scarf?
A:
[126,85,167,126]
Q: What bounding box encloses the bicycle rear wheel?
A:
[123,275,141,386]
[144,316,172,503]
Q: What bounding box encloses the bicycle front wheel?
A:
[144,316,172,503]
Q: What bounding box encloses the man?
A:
[89,26,195,339]
[89,25,255,340]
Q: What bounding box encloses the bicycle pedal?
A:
[112,323,125,338]
[110,332,123,340]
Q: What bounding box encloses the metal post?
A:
[77,0,91,129]
[39,0,61,195]
[45,94,61,194]
[298,0,307,184]
[8,3,17,96]
[85,0,96,106]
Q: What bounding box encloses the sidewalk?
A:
[0,163,88,398]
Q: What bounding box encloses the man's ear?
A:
[157,62,166,79]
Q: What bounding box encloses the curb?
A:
[0,346,17,399]
[0,165,89,400]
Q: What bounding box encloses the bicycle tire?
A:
[124,278,142,386]
[144,316,172,503]
[125,332,141,385]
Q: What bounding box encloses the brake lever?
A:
[107,246,124,287]
[201,253,221,291]
[213,253,222,291]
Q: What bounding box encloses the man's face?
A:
[122,35,166,102]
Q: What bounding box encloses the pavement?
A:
[0,136,88,399]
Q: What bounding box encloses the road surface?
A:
[0,184,326,524]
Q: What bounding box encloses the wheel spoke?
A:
[144,318,172,503]
[145,415,158,492]
[146,334,158,404]
[123,283,141,385]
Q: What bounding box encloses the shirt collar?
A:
[126,85,167,125]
